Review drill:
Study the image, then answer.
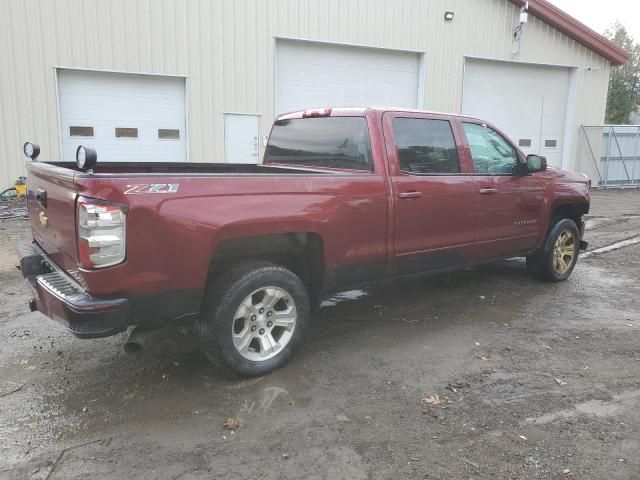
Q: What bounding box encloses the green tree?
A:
[605,23,640,124]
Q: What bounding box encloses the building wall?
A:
[0,0,611,187]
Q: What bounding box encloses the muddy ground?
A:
[1,190,639,480]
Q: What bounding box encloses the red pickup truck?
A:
[18,107,590,376]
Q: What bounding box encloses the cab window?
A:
[393,118,460,174]
[264,117,372,170]
[462,123,518,174]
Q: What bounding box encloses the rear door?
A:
[26,162,79,271]
[383,112,476,274]
[459,120,546,259]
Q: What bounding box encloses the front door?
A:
[383,112,477,275]
[224,113,260,163]
[459,121,546,260]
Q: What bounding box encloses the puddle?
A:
[321,289,370,307]
[525,389,640,425]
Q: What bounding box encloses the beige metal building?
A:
[0,0,628,188]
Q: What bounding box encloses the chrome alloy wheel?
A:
[231,286,297,362]
[553,230,576,274]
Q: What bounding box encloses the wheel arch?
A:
[549,202,589,225]
[205,232,325,309]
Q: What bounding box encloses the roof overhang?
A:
[509,0,630,66]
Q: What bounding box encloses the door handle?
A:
[398,191,423,199]
[479,188,498,195]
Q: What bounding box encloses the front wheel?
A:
[195,261,310,377]
[526,218,580,282]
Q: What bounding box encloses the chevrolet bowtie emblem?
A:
[39,211,48,228]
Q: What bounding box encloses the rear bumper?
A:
[17,242,130,339]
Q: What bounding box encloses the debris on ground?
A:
[554,378,568,386]
[446,381,467,393]
[0,383,24,398]
[563,468,571,474]
[45,439,106,480]
[223,417,240,430]
[421,394,442,405]
[461,457,480,469]
[519,435,527,441]
[0,197,28,220]
[336,413,349,422]
[523,456,541,468]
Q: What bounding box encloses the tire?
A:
[195,261,310,377]
[526,218,580,282]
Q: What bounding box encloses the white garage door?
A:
[276,40,421,115]
[58,70,187,162]
[462,59,572,168]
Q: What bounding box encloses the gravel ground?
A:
[1,189,639,480]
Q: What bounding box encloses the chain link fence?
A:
[578,125,640,187]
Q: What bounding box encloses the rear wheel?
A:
[526,218,580,282]
[195,261,310,377]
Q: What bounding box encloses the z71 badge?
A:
[124,184,179,195]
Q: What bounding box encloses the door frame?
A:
[223,112,261,164]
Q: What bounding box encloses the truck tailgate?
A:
[26,162,79,271]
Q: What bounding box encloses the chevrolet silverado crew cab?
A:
[18,107,590,376]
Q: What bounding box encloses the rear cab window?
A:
[393,118,460,174]
[264,117,373,171]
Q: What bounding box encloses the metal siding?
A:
[0,0,612,187]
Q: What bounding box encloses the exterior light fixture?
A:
[23,142,41,160]
[76,145,98,170]
[444,11,454,22]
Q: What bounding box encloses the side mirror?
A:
[525,154,547,173]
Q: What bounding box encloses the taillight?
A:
[77,198,126,268]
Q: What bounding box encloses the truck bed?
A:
[43,161,333,176]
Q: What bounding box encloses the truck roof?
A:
[276,107,481,121]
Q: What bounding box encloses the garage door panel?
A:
[276,40,420,115]
[278,62,418,90]
[60,95,184,121]
[58,70,187,163]
[462,59,570,168]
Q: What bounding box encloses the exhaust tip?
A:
[124,341,143,354]
[124,327,148,354]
